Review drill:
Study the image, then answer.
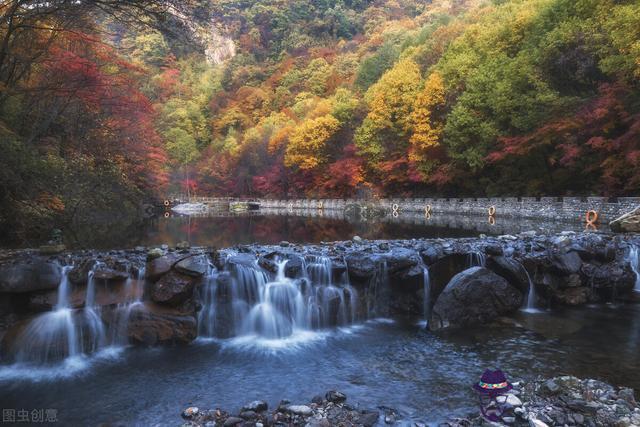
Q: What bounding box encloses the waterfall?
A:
[14,266,81,363]
[197,264,219,337]
[468,251,486,268]
[630,245,640,293]
[423,266,431,325]
[110,266,146,345]
[521,263,538,312]
[11,262,136,364]
[198,254,358,340]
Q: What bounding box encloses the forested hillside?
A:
[1,0,639,240]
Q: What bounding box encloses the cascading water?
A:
[109,266,146,345]
[11,262,143,364]
[467,251,486,268]
[418,265,431,327]
[82,265,107,353]
[198,254,358,341]
[630,245,640,293]
[14,266,79,363]
[520,263,539,313]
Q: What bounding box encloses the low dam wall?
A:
[258,197,640,223]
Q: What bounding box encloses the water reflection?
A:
[64,209,593,250]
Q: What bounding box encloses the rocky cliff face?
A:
[167,5,236,66]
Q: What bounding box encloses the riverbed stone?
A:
[550,251,582,275]
[175,255,209,277]
[149,271,196,305]
[127,305,197,345]
[241,400,268,413]
[345,253,378,282]
[486,256,530,294]
[429,267,523,331]
[0,260,62,293]
[146,252,187,282]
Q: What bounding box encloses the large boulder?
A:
[345,252,379,283]
[146,252,189,282]
[486,256,530,294]
[149,271,196,305]
[610,206,640,232]
[0,260,62,293]
[127,305,197,345]
[429,267,523,331]
[383,248,420,275]
[549,251,582,275]
[175,254,209,277]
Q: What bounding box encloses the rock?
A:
[357,411,379,426]
[486,256,530,294]
[92,266,130,283]
[541,379,561,395]
[0,260,62,293]
[223,416,244,426]
[529,418,549,427]
[176,241,190,249]
[182,407,199,419]
[258,252,304,278]
[147,248,164,260]
[555,287,589,306]
[503,394,522,407]
[352,236,363,243]
[345,253,378,282]
[550,251,582,275]
[285,405,313,416]
[311,396,323,405]
[429,267,523,331]
[610,206,640,232]
[239,410,256,420]
[484,244,503,256]
[150,271,196,306]
[38,244,66,255]
[383,247,420,275]
[146,252,187,282]
[279,241,290,247]
[175,255,209,277]
[127,305,197,345]
[325,390,346,403]
[241,400,268,413]
[618,388,637,407]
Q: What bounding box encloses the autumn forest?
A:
[1,0,639,242]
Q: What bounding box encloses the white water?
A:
[198,254,358,342]
[521,263,541,313]
[418,266,431,328]
[468,251,486,268]
[630,246,640,293]
[11,262,144,365]
[110,266,146,345]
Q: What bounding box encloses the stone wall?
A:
[258,197,640,223]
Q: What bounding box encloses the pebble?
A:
[181,406,199,419]
[286,405,313,416]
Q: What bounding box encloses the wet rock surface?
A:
[180,391,381,427]
[443,375,640,427]
[429,267,523,331]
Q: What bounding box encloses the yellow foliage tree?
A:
[284,115,340,170]
[409,72,445,163]
[355,58,422,161]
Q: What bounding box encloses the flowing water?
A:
[630,245,640,293]
[0,219,638,425]
[1,306,640,426]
